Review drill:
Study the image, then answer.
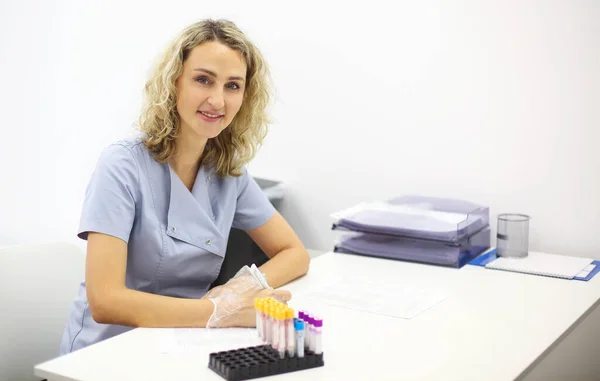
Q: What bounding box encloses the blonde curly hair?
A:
[139,19,271,177]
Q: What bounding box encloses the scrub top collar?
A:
[165,163,225,257]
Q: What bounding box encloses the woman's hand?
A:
[203,265,291,327]
[207,288,291,327]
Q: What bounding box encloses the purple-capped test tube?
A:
[305,314,314,351]
[312,317,323,354]
[297,311,307,349]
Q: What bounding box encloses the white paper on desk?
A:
[296,276,446,319]
[156,328,262,353]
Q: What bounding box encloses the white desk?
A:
[35,251,600,381]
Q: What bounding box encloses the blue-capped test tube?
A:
[294,318,305,358]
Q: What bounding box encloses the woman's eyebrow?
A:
[194,68,245,82]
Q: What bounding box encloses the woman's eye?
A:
[226,82,240,90]
[196,76,210,84]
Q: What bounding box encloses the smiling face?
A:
[175,41,247,142]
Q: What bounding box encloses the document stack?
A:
[331,195,491,268]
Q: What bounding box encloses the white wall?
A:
[1,0,599,257]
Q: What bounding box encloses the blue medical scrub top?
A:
[59,138,275,355]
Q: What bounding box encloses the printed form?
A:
[296,276,446,319]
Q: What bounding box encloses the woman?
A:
[59,19,310,355]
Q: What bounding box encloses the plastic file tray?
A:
[334,226,491,268]
[332,195,489,243]
[209,344,324,381]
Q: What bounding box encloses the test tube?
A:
[305,314,313,351]
[271,307,280,352]
[286,308,295,357]
[261,300,267,343]
[309,315,316,352]
[277,309,286,359]
[265,302,273,344]
[313,317,323,354]
[260,299,268,342]
[294,318,305,358]
[263,302,269,342]
[300,313,307,349]
[271,304,278,344]
[255,298,262,339]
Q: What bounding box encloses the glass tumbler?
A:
[496,213,530,258]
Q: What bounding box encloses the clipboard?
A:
[468,248,600,281]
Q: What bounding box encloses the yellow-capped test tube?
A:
[285,307,295,357]
[254,299,262,339]
[269,303,278,347]
[264,299,271,341]
[275,308,286,358]
[266,301,276,344]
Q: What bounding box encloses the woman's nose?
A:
[208,88,225,109]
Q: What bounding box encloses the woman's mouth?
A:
[197,110,224,122]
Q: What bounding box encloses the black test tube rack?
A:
[208,344,325,380]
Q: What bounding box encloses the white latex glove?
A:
[204,265,291,328]
[205,265,270,300]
